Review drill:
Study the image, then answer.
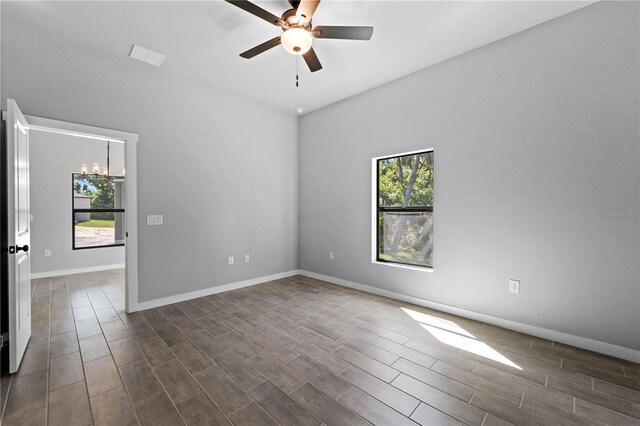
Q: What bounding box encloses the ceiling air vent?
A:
[129,44,166,67]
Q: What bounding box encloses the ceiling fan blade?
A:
[303,47,322,72]
[225,0,282,26]
[240,37,282,59]
[296,0,320,23]
[313,26,373,40]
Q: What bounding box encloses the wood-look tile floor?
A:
[2,270,639,425]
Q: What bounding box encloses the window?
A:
[72,174,125,249]
[376,150,434,268]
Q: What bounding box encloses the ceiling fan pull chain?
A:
[296,56,299,87]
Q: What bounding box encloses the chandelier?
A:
[80,141,124,179]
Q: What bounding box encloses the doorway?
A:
[21,114,138,313]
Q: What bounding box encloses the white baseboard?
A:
[298,270,640,363]
[136,270,302,311]
[31,263,125,279]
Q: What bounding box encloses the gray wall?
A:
[299,2,640,351]
[1,18,298,302]
[30,131,125,275]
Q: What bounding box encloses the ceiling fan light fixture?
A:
[281,27,312,55]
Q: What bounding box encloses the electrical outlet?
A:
[509,279,520,294]
[228,256,234,265]
[329,251,334,260]
[245,254,250,262]
[147,215,163,225]
[43,249,51,257]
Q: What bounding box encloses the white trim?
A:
[22,114,140,313]
[31,263,125,279]
[299,270,640,363]
[374,147,435,161]
[27,124,125,143]
[137,270,302,311]
[372,261,434,273]
[23,116,136,143]
[371,156,377,263]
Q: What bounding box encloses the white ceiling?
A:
[2,1,595,114]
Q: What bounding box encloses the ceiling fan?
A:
[225,0,374,72]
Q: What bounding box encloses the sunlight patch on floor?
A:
[422,324,522,370]
[401,307,476,338]
[400,307,521,370]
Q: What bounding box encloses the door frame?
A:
[20,114,139,312]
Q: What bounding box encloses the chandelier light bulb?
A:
[281,28,312,55]
[80,142,120,179]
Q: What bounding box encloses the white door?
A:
[6,99,31,373]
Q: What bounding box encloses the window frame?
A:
[72,173,126,250]
[373,149,434,270]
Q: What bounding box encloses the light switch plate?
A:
[147,215,163,225]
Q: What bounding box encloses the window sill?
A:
[73,243,125,251]
[372,261,434,273]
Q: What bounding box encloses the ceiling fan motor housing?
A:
[281,9,312,30]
